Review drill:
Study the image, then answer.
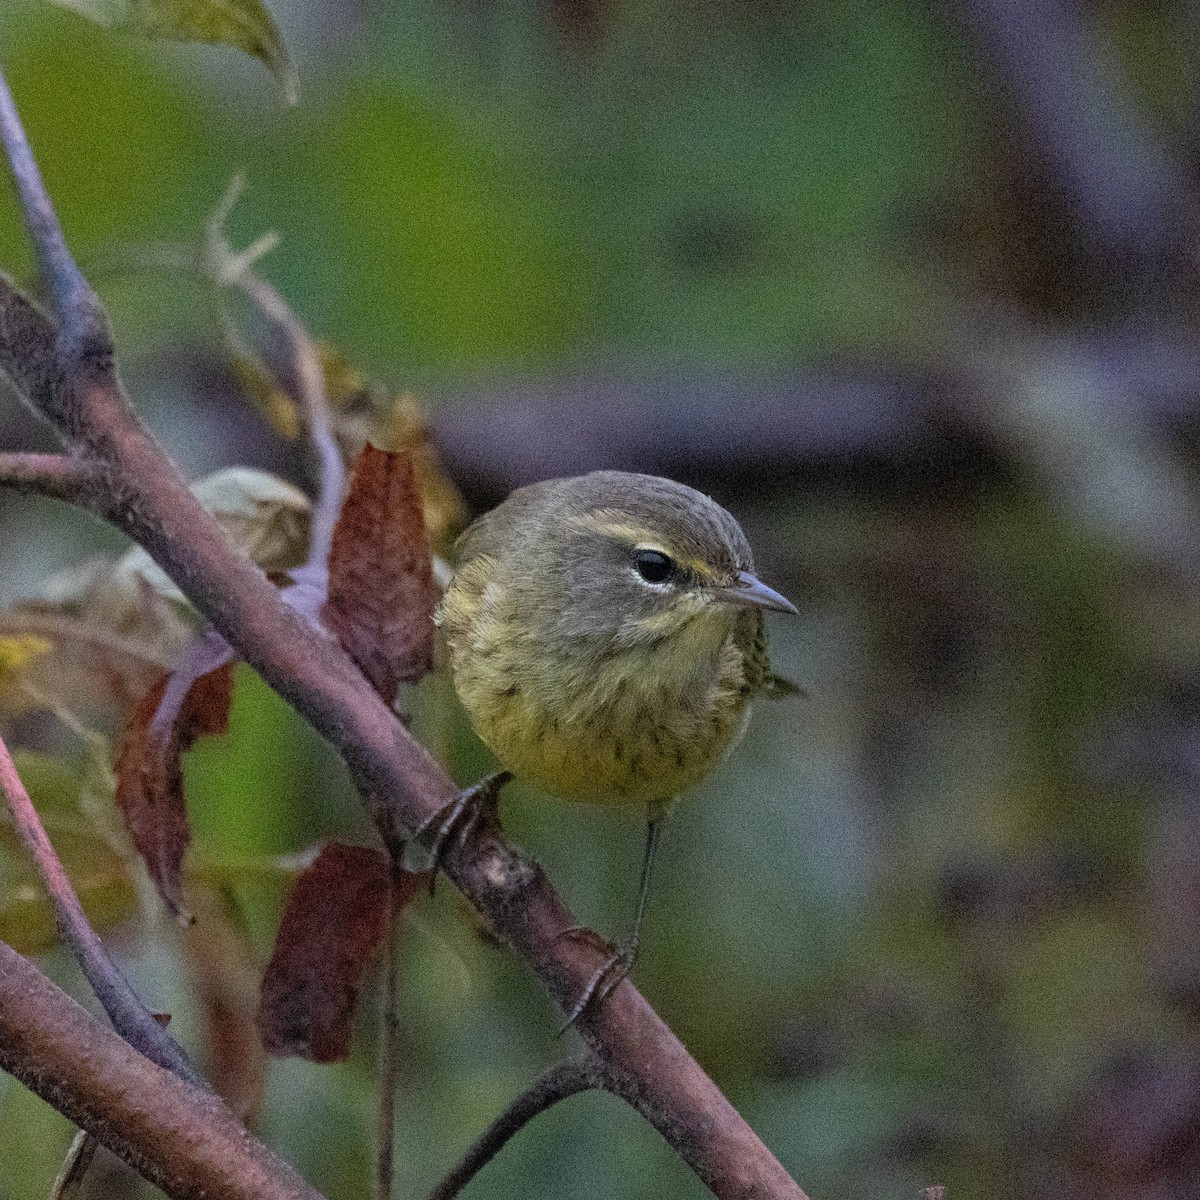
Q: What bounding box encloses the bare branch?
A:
[427,1057,600,1200]
[235,271,343,570]
[0,450,93,502]
[0,732,201,1084]
[0,68,807,1198]
[205,179,343,570]
[0,940,324,1200]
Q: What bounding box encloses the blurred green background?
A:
[4,0,1200,1197]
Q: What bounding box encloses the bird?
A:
[429,470,798,1025]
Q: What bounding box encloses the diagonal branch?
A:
[0,939,323,1200]
[0,68,806,1199]
[427,1056,601,1200]
[0,732,202,1084]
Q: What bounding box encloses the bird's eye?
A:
[634,549,675,585]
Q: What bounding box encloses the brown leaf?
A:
[322,446,438,701]
[114,645,235,920]
[257,843,416,1063]
[184,888,268,1125]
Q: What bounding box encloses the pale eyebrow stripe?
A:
[568,511,659,545]
[568,512,721,582]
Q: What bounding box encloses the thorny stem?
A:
[426,1057,601,1200]
[0,733,202,1084]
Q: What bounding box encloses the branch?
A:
[234,271,343,570]
[0,939,324,1200]
[426,1056,600,1200]
[204,179,344,569]
[0,733,201,1084]
[952,0,1189,271]
[0,72,92,322]
[0,451,93,502]
[0,70,807,1198]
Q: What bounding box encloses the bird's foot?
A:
[555,926,637,1033]
[416,770,512,896]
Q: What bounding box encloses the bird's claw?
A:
[557,933,637,1034]
[416,771,511,896]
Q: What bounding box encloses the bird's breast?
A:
[447,604,753,807]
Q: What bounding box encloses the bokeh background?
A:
[4,0,1200,1196]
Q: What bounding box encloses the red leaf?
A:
[257,843,422,1063]
[114,640,234,921]
[322,446,437,701]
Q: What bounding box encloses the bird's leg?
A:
[417,770,512,896]
[559,815,662,1032]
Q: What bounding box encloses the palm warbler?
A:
[433,470,797,1022]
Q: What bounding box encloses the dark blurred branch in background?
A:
[430,332,1200,509]
[949,0,1191,291]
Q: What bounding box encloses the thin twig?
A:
[51,1129,99,1200]
[426,1057,600,1200]
[0,451,93,502]
[237,272,343,569]
[202,180,343,569]
[375,875,402,1200]
[0,73,92,321]
[0,732,201,1084]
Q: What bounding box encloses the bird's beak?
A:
[716,570,799,615]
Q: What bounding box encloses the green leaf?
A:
[45,0,297,105]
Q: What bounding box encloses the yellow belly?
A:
[465,673,752,807]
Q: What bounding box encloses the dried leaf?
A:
[1,597,189,716]
[375,392,470,557]
[0,634,51,677]
[1,463,304,720]
[119,467,311,603]
[322,447,438,701]
[114,656,234,920]
[0,468,307,721]
[46,0,298,104]
[184,887,268,1123]
[257,843,398,1062]
[332,385,468,557]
